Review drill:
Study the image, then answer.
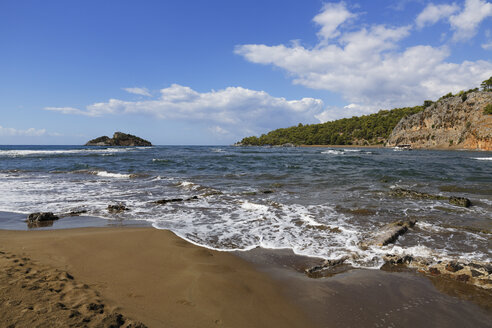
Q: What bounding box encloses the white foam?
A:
[0,148,133,157]
[92,171,132,178]
[241,201,269,212]
[473,157,492,161]
[321,149,344,155]
[178,181,197,189]
[343,149,361,152]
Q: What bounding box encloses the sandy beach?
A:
[1,223,491,328]
[0,227,311,327]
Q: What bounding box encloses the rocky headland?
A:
[85,132,152,147]
[386,91,492,150]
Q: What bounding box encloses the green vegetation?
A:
[481,76,492,91]
[239,105,424,146]
[484,104,492,115]
[238,77,492,146]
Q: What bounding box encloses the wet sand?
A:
[237,248,492,328]
[0,212,491,327]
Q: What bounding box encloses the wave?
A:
[321,149,344,155]
[0,148,135,157]
[473,157,492,161]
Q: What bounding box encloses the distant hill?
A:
[237,106,425,146]
[85,132,152,146]
[237,77,492,148]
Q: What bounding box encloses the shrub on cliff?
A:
[484,104,492,115]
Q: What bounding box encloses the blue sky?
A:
[1,0,491,145]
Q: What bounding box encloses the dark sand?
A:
[0,212,491,327]
[237,248,492,328]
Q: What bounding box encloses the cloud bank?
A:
[45,84,325,135]
[0,126,47,137]
[235,1,492,111]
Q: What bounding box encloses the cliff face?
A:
[85,132,152,146]
[386,92,492,151]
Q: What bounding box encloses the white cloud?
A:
[449,0,492,41]
[123,87,151,97]
[313,2,356,41]
[416,3,459,28]
[0,126,46,137]
[209,126,230,135]
[483,41,492,49]
[235,2,492,110]
[44,106,97,116]
[315,103,377,123]
[44,84,326,135]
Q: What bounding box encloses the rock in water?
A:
[107,204,129,213]
[85,132,152,146]
[360,219,416,248]
[27,212,59,222]
[449,196,471,208]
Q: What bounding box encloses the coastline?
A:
[0,212,491,327]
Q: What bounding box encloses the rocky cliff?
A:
[85,132,152,146]
[386,92,492,150]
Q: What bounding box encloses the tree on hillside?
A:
[481,76,492,91]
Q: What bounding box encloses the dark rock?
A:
[153,198,184,204]
[470,269,482,277]
[85,132,152,147]
[27,212,59,222]
[468,263,492,274]
[429,267,441,275]
[445,262,464,272]
[262,190,274,194]
[383,254,414,265]
[448,196,471,207]
[389,188,447,200]
[153,196,198,204]
[305,256,350,278]
[107,204,128,213]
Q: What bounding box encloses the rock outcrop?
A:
[389,188,472,207]
[386,92,492,150]
[360,219,416,249]
[27,212,59,223]
[383,255,492,290]
[85,132,152,147]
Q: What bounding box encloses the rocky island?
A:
[85,132,152,146]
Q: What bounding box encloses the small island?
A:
[85,132,152,146]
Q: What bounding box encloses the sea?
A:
[0,145,490,268]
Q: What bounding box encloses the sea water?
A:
[0,145,490,268]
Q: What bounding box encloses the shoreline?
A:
[1,211,491,327]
